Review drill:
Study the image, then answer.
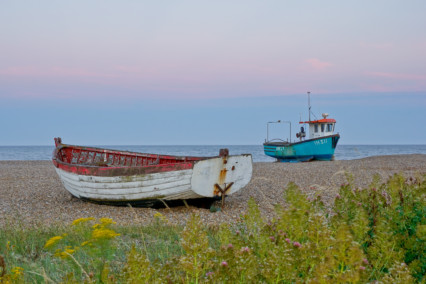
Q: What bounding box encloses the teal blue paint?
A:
[264,135,340,162]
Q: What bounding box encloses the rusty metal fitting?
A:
[219,148,229,157]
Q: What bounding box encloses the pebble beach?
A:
[1,154,425,228]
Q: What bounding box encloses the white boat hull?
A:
[55,155,252,203]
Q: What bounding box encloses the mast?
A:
[307,91,311,122]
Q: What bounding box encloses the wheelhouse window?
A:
[321,124,325,132]
[314,125,318,132]
[327,124,333,132]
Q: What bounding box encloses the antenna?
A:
[307,91,311,122]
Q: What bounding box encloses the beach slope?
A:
[1,154,425,227]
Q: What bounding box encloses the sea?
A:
[0,145,425,162]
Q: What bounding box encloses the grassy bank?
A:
[1,173,424,283]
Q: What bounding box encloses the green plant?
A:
[1,173,424,283]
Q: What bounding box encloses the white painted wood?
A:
[55,154,253,202]
[55,168,198,201]
[191,155,253,197]
[58,169,193,190]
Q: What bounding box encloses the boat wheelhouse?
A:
[301,114,336,140]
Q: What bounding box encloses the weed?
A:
[0,173,424,283]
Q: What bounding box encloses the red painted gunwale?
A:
[52,138,205,177]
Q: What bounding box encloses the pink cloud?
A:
[115,66,143,73]
[52,67,118,78]
[363,84,397,92]
[305,58,333,71]
[366,71,426,81]
[363,71,426,92]
[0,66,39,76]
[360,42,393,49]
[0,66,117,79]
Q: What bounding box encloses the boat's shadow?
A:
[80,197,220,210]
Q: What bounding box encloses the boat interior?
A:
[55,146,203,167]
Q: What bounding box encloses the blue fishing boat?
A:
[263,92,340,162]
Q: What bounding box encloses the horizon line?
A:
[1,143,426,147]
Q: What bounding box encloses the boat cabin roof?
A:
[299,118,336,124]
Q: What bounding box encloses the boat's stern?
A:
[190,151,253,198]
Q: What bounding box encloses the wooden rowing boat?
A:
[52,138,252,206]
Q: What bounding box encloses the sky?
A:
[1,1,425,145]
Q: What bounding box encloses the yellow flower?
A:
[72,217,95,226]
[11,267,24,275]
[154,212,168,223]
[92,228,120,240]
[64,247,76,254]
[44,235,64,248]
[81,241,91,247]
[92,218,116,230]
[100,218,116,225]
[54,246,78,259]
[10,266,24,279]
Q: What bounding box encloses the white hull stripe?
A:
[55,168,201,201]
